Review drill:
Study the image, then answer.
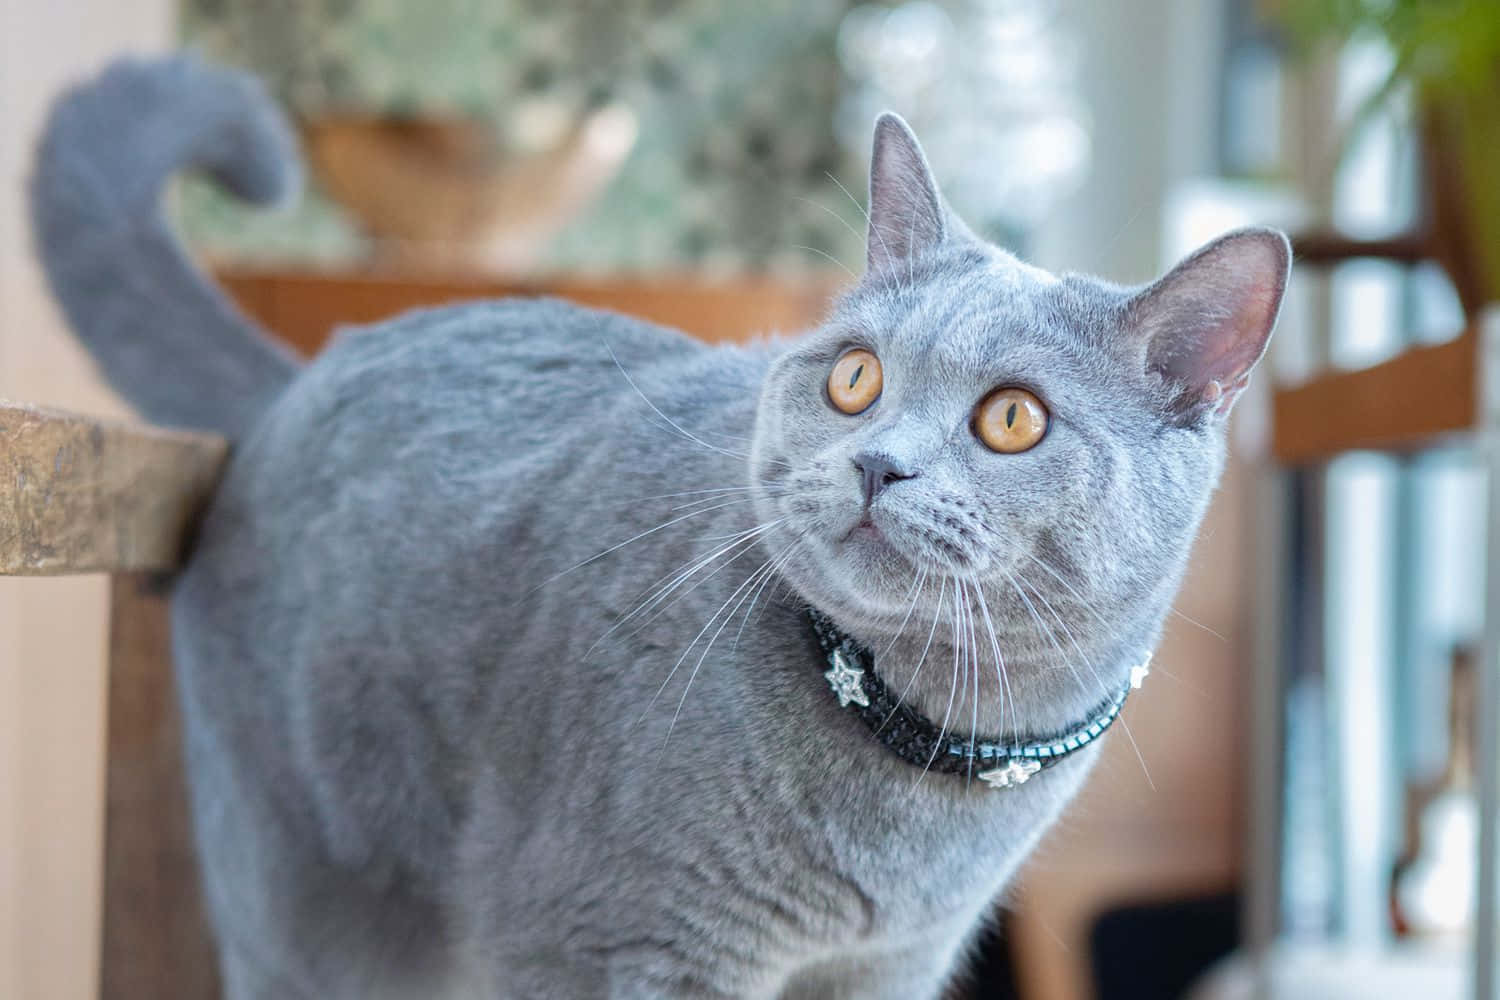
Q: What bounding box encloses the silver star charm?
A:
[1129,655,1153,691]
[823,649,869,708]
[978,759,1042,789]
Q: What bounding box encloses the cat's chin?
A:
[834,519,977,585]
[831,523,911,579]
[783,533,924,625]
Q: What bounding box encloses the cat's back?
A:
[228,296,712,506]
[188,293,769,610]
[289,295,704,444]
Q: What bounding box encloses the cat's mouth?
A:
[842,514,883,543]
[828,502,985,577]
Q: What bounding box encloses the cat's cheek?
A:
[787,492,821,519]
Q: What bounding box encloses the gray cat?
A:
[31,56,1288,999]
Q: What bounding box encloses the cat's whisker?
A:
[696,530,765,543]
[1013,571,1155,791]
[613,485,768,510]
[527,497,768,596]
[1107,705,1155,790]
[1013,569,1155,787]
[914,578,965,791]
[972,583,1002,731]
[825,169,902,291]
[1023,551,1116,635]
[965,579,980,782]
[877,567,928,664]
[633,569,756,734]
[669,493,768,513]
[683,424,756,444]
[673,495,767,519]
[790,195,869,255]
[790,245,859,282]
[666,564,775,743]
[602,337,781,467]
[1005,568,1091,738]
[973,582,1013,748]
[972,581,1008,746]
[659,553,784,752]
[636,555,769,735]
[1145,663,1211,701]
[748,524,818,630]
[906,208,917,290]
[1008,563,1128,734]
[635,407,758,463]
[1014,571,1111,705]
[750,551,797,630]
[730,558,785,655]
[612,540,763,646]
[610,516,789,632]
[587,519,785,657]
[1169,606,1227,642]
[948,581,969,778]
[875,576,945,736]
[732,534,807,654]
[762,556,801,609]
[1011,569,1117,735]
[626,485,776,506]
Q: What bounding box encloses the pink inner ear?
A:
[1138,229,1290,418]
[1198,280,1279,383]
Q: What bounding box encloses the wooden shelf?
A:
[1271,330,1478,465]
[1289,231,1430,268]
[215,266,844,356]
[1269,226,1485,463]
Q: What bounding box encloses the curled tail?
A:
[29,54,303,438]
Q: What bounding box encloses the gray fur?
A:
[30,53,301,438]
[32,58,1289,999]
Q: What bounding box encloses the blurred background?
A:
[2,0,1498,997]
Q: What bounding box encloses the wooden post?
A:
[0,402,230,997]
[100,575,220,1000]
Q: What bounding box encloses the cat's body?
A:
[177,296,1080,998]
[31,57,1288,999]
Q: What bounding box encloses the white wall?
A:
[1031,0,1226,281]
[0,1,172,997]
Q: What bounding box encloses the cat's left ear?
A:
[866,113,948,275]
[1128,227,1291,422]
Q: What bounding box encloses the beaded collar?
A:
[807,608,1150,789]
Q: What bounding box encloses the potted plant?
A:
[1282,0,1500,315]
[180,0,639,271]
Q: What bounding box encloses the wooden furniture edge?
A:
[1290,231,1430,267]
[101,575,221,1000]
[0,400,228,575]
[214,266,844,355]
[1270,329,1477,465]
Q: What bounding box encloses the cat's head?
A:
[750,114,1287,706]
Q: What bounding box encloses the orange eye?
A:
[974,387,1048,453]
[827,349,883,415]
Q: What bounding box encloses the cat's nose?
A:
[853,452,916,505]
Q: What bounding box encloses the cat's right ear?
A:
[1127,227,1291,423]
[866,113,947,276]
